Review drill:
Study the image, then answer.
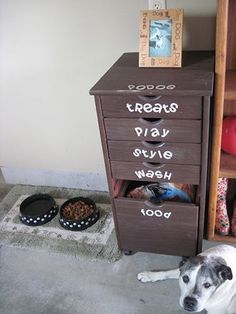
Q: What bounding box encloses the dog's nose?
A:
[183,296,197,311]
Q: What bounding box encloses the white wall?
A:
[0,0,217,189]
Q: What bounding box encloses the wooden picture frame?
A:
[139,9,183,68]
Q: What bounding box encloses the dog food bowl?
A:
[59,197,99,231]
[19,193,58,226]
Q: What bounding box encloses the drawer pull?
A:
[142,141,164,148]
[137,95,162,102]
[144,200,164,208]
[143,162,165,169]
[139,117,163,125]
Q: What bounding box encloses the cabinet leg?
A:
[123,250,134,256]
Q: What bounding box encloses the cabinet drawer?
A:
[108,141,201,165]
[114,198,198,256]
[101,95,202,119]
[111,161,200,184]
[104,118,201,143]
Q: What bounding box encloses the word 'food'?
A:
[140,208,172,219]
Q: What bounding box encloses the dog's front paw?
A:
[137,271,156,283]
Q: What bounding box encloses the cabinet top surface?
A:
[90,51,214,96]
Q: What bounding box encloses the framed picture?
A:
[139,9,183,68]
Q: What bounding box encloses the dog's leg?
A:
[137,268,180,283]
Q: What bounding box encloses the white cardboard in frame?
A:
[139,9,184,68]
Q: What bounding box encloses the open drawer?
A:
[114,197,198,256]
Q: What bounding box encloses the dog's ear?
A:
[180,255,205,268]
[215,264,233,281]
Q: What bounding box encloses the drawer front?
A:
[108,141,201,165]
[101,95,202,119]
[105,118,201,143]
[111,161,200,184]
[114,198,198,256]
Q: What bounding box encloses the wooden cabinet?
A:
[90,51,214,256]
[208,0,236,243]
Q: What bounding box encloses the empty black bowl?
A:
[19,193,58,226]
[59,197,99,231]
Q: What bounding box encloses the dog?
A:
[137,245,236,314]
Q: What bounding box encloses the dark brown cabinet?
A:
[90,52,214,257]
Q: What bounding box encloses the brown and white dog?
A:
[137,245,236,314]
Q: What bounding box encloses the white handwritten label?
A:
[134,127,170,138]
[141,208,172,219]
[128,84,176,90]
[133,148,173,160]
[134,169,172,180]
[126,102,178,114]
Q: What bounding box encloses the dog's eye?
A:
[182,275,189,283]
[203,282,211,289]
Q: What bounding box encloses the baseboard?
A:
[0,166,108,191]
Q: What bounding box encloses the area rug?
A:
[0,185,121,262]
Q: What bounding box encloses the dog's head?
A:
[179,255,233,312]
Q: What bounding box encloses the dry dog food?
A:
[62,201,94,220]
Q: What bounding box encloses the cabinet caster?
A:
[123,250,134,256]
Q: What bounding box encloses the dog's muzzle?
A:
[183,296,198,312]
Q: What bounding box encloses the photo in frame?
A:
[139,9,184,68]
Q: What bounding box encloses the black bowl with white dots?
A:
[59,197,99,231]
[19,194,59,226]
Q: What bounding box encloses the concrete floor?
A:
[0,184,233,314]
